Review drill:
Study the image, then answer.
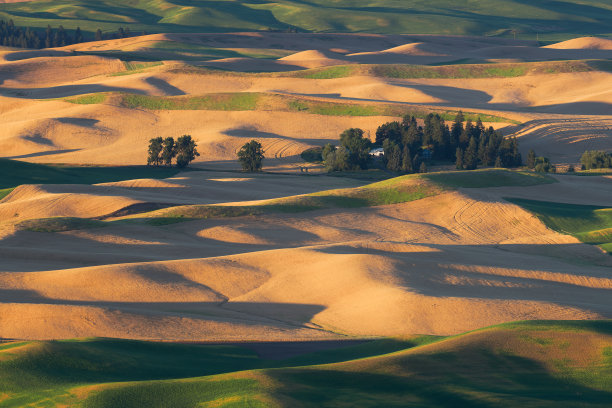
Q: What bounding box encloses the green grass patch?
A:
[0,187,14,201]
[0,159,182,189]
[119,93,260,111]
[507,198,612,253]
[113,91,518,122]
[282,97,516,122]
[282,60,611,80]
[422,169,556,188]
[293,65,358,79]
[574,168,612,176]
[64,93,107,104]
[16,217,107,233]
[109,61,163,76]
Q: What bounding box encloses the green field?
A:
[89,42,294,63]
[82,91,518,123]
[1,0,612,40]
[0,321,610,407]
[288,60,612,80]
[508,198,612,253]
[0,159,182,190]
[423,169,556,188]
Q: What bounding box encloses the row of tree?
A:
[147,136,268,172]
[0,19,136,49]
[147,135,199,168]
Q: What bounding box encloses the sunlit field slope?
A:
[1,168,611,341]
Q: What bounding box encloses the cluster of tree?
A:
[580,150,612,170]
[238,140,265,172]
[147,135,199,168]
[322,128,372,171]
[381,138,429,173]
[94,27,137,41]
[0,19,138,49]
[526,149,555,173]
[377,112,522,172]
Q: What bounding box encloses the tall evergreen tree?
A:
[456,147,464,170]
[463,136,479,170]
[495,156,503,168]
[412,153,421,173]
[401,145,413,173]
[460,119,473,148]
[450,111,464,148]
[95,29,103,41]
[45,25,52,48]
[383,139,401,172]
[527,149,536,169]
[402,119,422,152]
[75,27,83,43]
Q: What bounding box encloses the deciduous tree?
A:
[238,140,265,172]
[175,135,199,168]
[147,137,163,166]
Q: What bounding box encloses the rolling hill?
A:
[0,0,611,40]
[0,321,610,407]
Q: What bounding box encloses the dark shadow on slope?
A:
[144,77,185,96]
[0,84,145,99]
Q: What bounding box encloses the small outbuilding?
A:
[369,147,384,157]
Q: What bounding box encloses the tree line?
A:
[147,137,267,172]
[147,135,199,168]
[0,19,138,49]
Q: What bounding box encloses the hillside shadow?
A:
[527,101,612,115]
[224,127,336,147]
[0,291,326,329]
[56,117,100,127]
[0,84,145,99]
[267,352,612,407]
[6,149,81,159]
[3,50,75,61]
[315,242,612,314]
[144,77,185,96]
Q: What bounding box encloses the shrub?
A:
[534,156,554,173]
